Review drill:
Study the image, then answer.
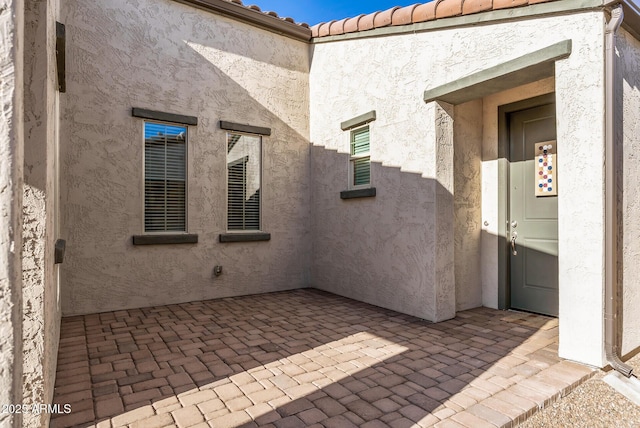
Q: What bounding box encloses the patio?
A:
[50,289,594,428]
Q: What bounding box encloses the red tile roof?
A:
[310,0,560,38]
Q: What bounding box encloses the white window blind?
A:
[350,126,370,187]
[144,122,186,232]
[227,133,261,230]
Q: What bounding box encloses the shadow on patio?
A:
[50,289,593,428]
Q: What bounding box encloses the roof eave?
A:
[172,0,312,42]
[621,0,640,39]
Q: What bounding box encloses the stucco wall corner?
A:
[433,101,456,322]
[616,27,640,357]
[454,99,483,312]
[0,0,25,424]
[555,13,607,367]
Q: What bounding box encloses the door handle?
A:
[511,233,518,256]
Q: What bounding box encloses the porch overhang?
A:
[423,39,572,105]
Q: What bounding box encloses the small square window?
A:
[350,126,371,188]
[227,132,262,231]
[144,122,187,233]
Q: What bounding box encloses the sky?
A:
[248,0,423,26]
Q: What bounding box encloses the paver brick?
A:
[51,290,593,428]
[345,399,383,421]
[172,405,205,427]
[274,415,306,428]
[208,411,252,428]
[122,388,162,406]
[95,396,124,418]
[321,414,358,428]
[389,416,419,428]
[358,386,392,402]
[284,383,317,399]
[467,403,512,427]
[247,386,284,404]
[129,413,175,428]
[111,405,155,426]
[372,397,402,413]
[313,396,347,417]
[323,383,351,399]
[450,410,496,428]
[215,382,244,400]
[297,408,327,424]
[226,395,253,411]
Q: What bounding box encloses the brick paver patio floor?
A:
[51,289,594,428]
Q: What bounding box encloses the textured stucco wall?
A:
[22,0,61,426]
[454,99,483,311]
[554,15,606,367]
[60,0,310,315]
[310,12,606,348]
[616,28,640,357]
[481,77,555,309]
[0,0,24,425]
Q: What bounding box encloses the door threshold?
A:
[507,308,557,319]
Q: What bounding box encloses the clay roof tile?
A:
[493,0,528,10]
[392,4,419,26]
[310,23,322,37]
[329,18,349,35]
[318,21,335,37]
[462,0,493,15]
[374,6,400,28]
[359,11,380,31]
[247,4,261,12]
[412,2,437,23]
[344,15,365,33]
[435,0,463,19]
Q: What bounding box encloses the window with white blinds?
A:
[350,126,371,188]
[227,133,261,231]
[144,122,187,232]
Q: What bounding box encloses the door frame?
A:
[496,92,556,310]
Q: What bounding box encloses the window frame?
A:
[141,120,189,234]
[349,125,372,190]
[225,131,263,233]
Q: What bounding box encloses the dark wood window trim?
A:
[132,108,198,126]
[132,234,198,245]
[340,188,376,199]
[220,121,271,136]
[219,232,271,243]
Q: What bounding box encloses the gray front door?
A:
[508,103,558,316]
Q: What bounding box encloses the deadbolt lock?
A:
[511,220,518,228]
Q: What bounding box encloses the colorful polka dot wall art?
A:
[535,140,557,197]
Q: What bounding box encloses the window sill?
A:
[132,234,198,245]
[340,188,376,199]
[219,232,271,243]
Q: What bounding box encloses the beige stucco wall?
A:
[616,27,640,357]
[60,0,311,315]
[454,99,483,311]
[310,12,607,366]
[0,0,25,425]
[554,16,606,367]
[22,0,61,426]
